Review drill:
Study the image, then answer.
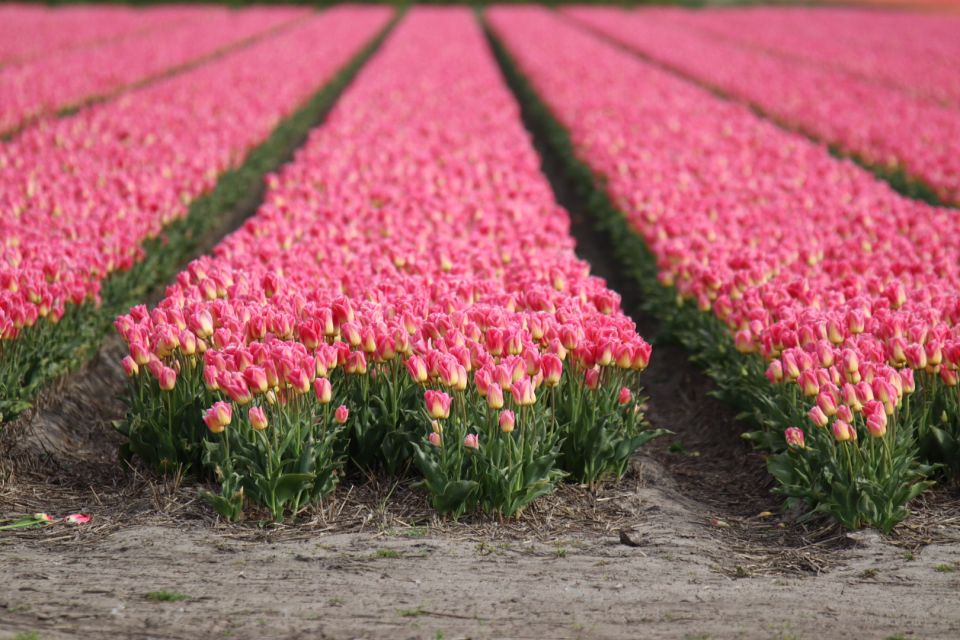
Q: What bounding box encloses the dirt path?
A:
[3,457,960,640]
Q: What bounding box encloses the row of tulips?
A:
[0,6,393,421]
[115,7,663,522]
[646,6,960,109]
[0,4,189,67]
[489,7,960,532]
[0,6,309,135]
[563,7,960,207]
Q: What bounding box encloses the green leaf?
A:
[273,473,317,504]
[433,480,479,515]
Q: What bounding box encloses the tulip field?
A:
[3,5,960,636]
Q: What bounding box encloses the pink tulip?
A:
[249,406,268,431]
[784,427,805,449]
[63,514,91,525]
[424,390,452,420]
[121,356,139,378]
[541,353,563,387]
[499,409,516,433]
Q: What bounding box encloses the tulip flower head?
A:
[425,390,452,420]
[784,427,805,449]
[249,406,269,431]
[499,409,516,433]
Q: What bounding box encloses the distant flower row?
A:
[0,4,187,66]
[645,6,960,109]
[564,7,960,206]
[491,6,960,531]
[115,8,661,522]
[0,6,308,134]
[0,7,392,411]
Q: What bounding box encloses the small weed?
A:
[859,568,880,579]
[145,590,189,602]
[884,635,910,640]
[668,440,686,454]
[328,597,344,607]
[934,563,957,573]
[399,607,426,618]
[13,633,41,640]
[685,635,711,640]
[733,565,751,578]
[902,551,915,562]
[373,548,402,559]
[435,632,445,640]
[394,527,429,539]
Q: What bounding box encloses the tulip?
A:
[832,420,856,443]
[499,409,516,433]
[158,366,177,391]
[64,513,92,525]
[314,377,332,404]
[463,433,479,449]
[243,366,269,394]
[784,427,805,449]
[765,360,784,384]
[782,352,800,380]
[584,367,600,390]
[249,406,268,431]
[541,353,563,387]
[428,431,442,447]
[424,390,452,420]
[816,391,838,417]
[632,342,651,370]
[836,403,854,423]
[808,406,829,428]
[618,387,632,405]
[797,369,819,397]
[487,384,504,410]
[865,410,887,438]
[121,355,139,377]
[335,405,349,424]
[203,401,232,433]
[509,377,534,405]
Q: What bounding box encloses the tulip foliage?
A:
[0,6,393,422]
[490,7,959,532]
[115,8,662,522]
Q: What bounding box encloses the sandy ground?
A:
[3,456,960,640]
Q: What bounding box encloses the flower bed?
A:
[644,6,960,109]
[115,7,661,522]
[0,4,189,66]
[489,6,960,531]
[0,6,310,135]
[0,6,393,420]
[563,6,960,206]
